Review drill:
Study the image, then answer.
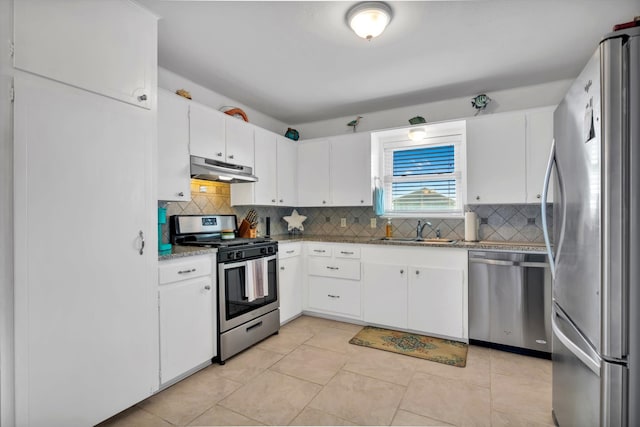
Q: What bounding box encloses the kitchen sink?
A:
[373,237,456,244]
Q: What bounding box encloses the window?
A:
[373,121,466,217]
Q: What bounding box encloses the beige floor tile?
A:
[215,346,284,383]
[290,407,357,426]
[304,326,360,354]
[256,326,314,354]
[285,315,362,334]
[343,344,420,386]
[188,404,264,426]
[414,344,491,388]
[137,371,243,426]
[270,344,348,385]
[97,406,173,427]
[491,410,556,427]
[491,372,553,424]
[391,409,454,426]
[490,349,552,383]
[309,370,406,425]
[219,370,322,425]
[400,372,491,427]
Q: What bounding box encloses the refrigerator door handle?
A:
[552,313,601,375]
[541,139,556,278]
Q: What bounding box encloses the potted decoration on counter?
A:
[284,128,299,141]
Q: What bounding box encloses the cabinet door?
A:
[297,139,331,206]
[331,133,372,206]
[526,108,555,203]
[14,73,157,426]
[277,136,298,206]
[225,116,254,168]
[466,113,526,204]
[253,129,278,205]
[307,276,361,318]
[159,277,214,384]
[278,256,303,324]
[189,102,226,160]
[14,0,156,109]
[363,263,408,329]
[158,90,191,201]
[408,267,464,339]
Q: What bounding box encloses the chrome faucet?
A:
[416,220,441,240]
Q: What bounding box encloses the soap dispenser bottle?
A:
[385,218,393,238]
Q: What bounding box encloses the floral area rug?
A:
[349,326,468,367]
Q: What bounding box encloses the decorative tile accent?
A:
[158,180,553,244]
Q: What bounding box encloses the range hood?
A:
[190,155,258,183]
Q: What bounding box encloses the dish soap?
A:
[385,218,393,238]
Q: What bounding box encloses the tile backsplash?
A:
[159,180,552,244]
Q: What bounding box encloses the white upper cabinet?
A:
[297,133,372,207]
[14,0,156,109]
[158,89,191,202]
[230,131,298,206]
[466,112,527,204]
[525,108,555,203]
[189,102,226,161]
[225,116,255,168]
[297,139,331,206]
[277,136,298,206]
[330,133,372,206]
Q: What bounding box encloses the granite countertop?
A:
[271,234,548,253]
[159,235,548,260]
[158,245,217,261]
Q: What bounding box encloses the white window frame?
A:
[372,120,466,218]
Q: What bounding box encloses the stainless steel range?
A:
[170,214,280,364]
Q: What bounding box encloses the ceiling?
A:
[139,1,639,124]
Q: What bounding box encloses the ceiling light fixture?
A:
[408,128,427,141]
[347,2,392,41]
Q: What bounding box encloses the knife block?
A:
[238,219,256,238]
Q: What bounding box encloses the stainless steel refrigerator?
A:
[541,26,639,426]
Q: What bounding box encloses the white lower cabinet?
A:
[362,245,468,340]
[304,243,362,319]
[408,266,464,338]
[158,255,216,386]
[362,263,408,329]
[278,242,303,324]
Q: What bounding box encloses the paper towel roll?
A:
[465,212,478,242]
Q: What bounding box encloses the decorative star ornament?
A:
[283,209,307,232]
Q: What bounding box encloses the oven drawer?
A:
[308,257,361,280]
[334,246,361,259]
[278,243,301,259]
[159,255,213,284]
[307,243,332,257]
[308,277,361,317]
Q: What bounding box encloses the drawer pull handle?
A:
[280,266,285,270]
[326,266,339,270]
[328,294,340,299]
[340,251,354,255]
[204,285,211,291]
[178,268,196,274]
[314,249,326,253]
[286,250,295,254]
[246,321,263,332]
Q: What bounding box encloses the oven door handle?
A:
[220,254,277,269]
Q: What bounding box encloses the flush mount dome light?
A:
[347,1,392,41]
[408,128,427,141]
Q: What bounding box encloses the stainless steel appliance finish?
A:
[468,251,551,355]
[190,155,258,183]
[543,26,640,427]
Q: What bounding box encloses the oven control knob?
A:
[235,251,243,259]
[267,247,274,254]
[227,252,234,260]
[260,247,267,254]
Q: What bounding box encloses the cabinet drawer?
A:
[308,277,361,317]
[159,256,213,284]
[307,244,332,257]
[278,243,302,259]
[334,246,361,259]
[308,258,361,280]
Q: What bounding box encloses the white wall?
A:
[158,67,289,135]
[292,79,573,139]
[0,0,14,424]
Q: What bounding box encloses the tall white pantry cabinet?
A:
[13,1,159,426]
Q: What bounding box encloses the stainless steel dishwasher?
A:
[468,251,552,357]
